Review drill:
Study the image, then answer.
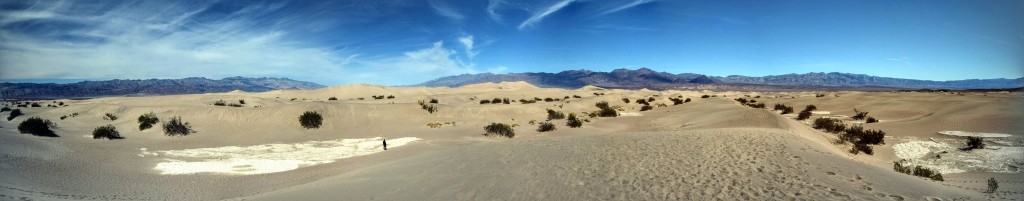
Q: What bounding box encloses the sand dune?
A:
[1,87,1020,200]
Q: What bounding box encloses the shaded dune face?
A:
[0,86,1015,201]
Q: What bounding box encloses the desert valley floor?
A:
[1,82,1022,201]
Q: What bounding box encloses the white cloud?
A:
[457,35,478,59]
[350,41,477,84]
[428,0,464,20]
[487,0,506,22]
[518,0,575,30]
[598,0,655,16]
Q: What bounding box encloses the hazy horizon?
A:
[1,0,1021,85]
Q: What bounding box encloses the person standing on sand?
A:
[383,138,388,150]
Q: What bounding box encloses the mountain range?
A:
[421,68,1024,90]
[1,77,324,99]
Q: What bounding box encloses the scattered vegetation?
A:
[480,99,491,104]
[594,101,618,117]
[60,112,79,120]
[813,118,886,155]
[138,112,159,131]
[1,106,9,112]
[18,117,58,137]
[238,99,246,105]
[162,116,194,136]
[897,159,942,182]
[804,105,817,112]
[418,100,439,113]
[961,136,985,151]
[92,125,123,140]
[328,97,338,101]
[30,102,41,107]
[214,100,227,106]
[572,95,582,99]
[536,122,556,132]
[429,98,439,104]
[298,111,323,129]
[566,113,583,128]
[484,123,515,138]
[668,97,689,105]
[387,95,395,99]
[519,99,537,104]
[7,109,23,121]
[640,105,653,111]
[852,108,869,120]
[546,109,565,120]
[103,113,119,121]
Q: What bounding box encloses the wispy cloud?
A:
[457,35,478,59]
[518,0,575,30]
[428,0,464,20]
[487,0,505,22]
[598,0,655,16]
[350,41,478,84]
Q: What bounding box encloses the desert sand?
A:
[1,82,1021,200]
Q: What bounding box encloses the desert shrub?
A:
[684,98,691,103]
[546,109,565,120]
[137,112,159,131]
[852,109,869,120]
[92,125,123,140]
[480,99,491,104]
[7,109,23,121]
[103,113,118,121]
[850,143,873,155]
[860,129,885,145]
[961,136,984,151]
[865,117,878,123]
[797,110,812,120]
[162,116,194,136]
[328,97,338,101]
[298,111,323,129]
[372,95,385,100]
[537,122,556,132]
[387,95,395,99]
[813,118,845,133]
[564,96,570,99]
[640,105,653,111]
[238,99,246,105]
[986,178,999,193]
[780,106,794,114]
[543,97,554,102]
[668,98,684,105]
[214,100,227,106]
[566,113,583,128]
[893,160,913,174]
[893,160,943,181]
[490,98,501,103]
[572,95,582,98]
[636,99,649,105]
[734,98,749,104]
[30,102,41,107]
[1,107,9,112]
[701,95,710,98]
[747,103,765,109]
[816,94,826,98]
[593,92,604,96]
[534,97,542,101]
[622,98,630,103]
[804,105,817,112]
[502,98,510,104]
[18,117,58,137]
[418,100,439,113]
[595,101,618,117]
[428,98,438,104]
[773,104,785,111]
[484,123,515,138]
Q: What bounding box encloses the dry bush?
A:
[865,117,878,123]
[137,112,159,131]
[92,124,123,140]
[298,111,323,129]
[536,122,556,132]
[797,110,812,120]
[595,101,618,117]
[622,98,630,103]
[480,99,491,104]
[961,137,985,151]
[7,109,23,121]
[103,113,118,121]
[213,100,227,106]
[18,117,58,137]
[701,95,710,98]
[484,123,515,138]
[546,109,565,120]
[328,97,338,101]
[566,113,583,128]
[163,116,194,136]
[852,109,869,120]
[640,105,653,111]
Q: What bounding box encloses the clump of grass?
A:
[961,136,985,151]
[418,100,439,113]
[162,116,194,136]
[536,122,556,132]
[852,108,869,120]
[387,95,395,99]
[546,109,565,120]
[213,100,227,106]
[299,111,323,129]
[137,112,159,131]
[328,97,338,101]
[797,110,812,120]
[640,105,653,111]
[7,109,23,121]
[566,113,583,128]
[700,95,710,98]
[986,178,999,194]
[865,117,878,123]
[484,123,515,138]
[103,113,118,121]
[892,160,943,181]
[92,125,123,140]
[594,101,618,117]
[18,117,58,137]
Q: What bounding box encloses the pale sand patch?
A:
[811,111,831,115]
[147,137,421,175]
[938,131,1014,138]
[619,112,643,117]
[892,139,1024,174]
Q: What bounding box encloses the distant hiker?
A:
[383,138,388,150]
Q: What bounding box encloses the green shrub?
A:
[546,109,565,120]
[137,113,160,130]
[566,113,583,128]
[484,123,515,138]
[7,109,23,121]
[18,117,58,137]
[299,111,323,129]
[162,116,193,136]
[537,122,556,132]
[92,125,123,140]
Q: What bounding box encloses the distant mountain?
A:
[422,68,1024,90]
[1,77,325,99]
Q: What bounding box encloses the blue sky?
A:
[1,0,1021,85]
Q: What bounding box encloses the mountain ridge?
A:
[1,77,324,99]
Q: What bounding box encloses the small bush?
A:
[328,97,338,101]
[30,102,41,107]
[961,137,985,151]
[640,105,653,111]
[544,97,555,102]
[701,95,710,98]
[595,101,618,117]
[546,109,565,120]
[429,99,439,104]
[18,117,58,137]
[893,160,943,181]
[572,95,582,98]
[734,98,749,104]
[537,122,556,132]
[214,100,227,106]
[622,98,630,103]
[781,106,794,114]
[668,98,684,105]
[852,109,869,120]
[986,178,999,193]
[804,105,817,112]
[484,123,515,138]
[238,99,246,105]
[138,112,160,131]
[480,99,491,104]
[0,107,9,112]
[502,98,510,104]
[299,111,323,129]
[7,109,23,121]
[566,113,583,128]
[387,95,395,99]
[747,103,765,109]
[103,113,118,121]
[92,125,123,140]
[813,118,846,133]
[865,117,878,123]
[850,143,873,155]
[163,116,194,136]
[797,110,812,120]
